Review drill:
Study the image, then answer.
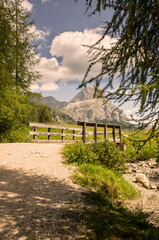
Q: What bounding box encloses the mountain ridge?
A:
[41,86,129,123]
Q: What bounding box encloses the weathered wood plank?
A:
[48,128,51,140]
[104,124,107,139]
[61,129,64,140]
[29,122,122,144]
[29,131,82,137]
[112,125,116,143]
[82,122,86,143]
[94,123,97,142]
[119,126,122,146]
[29,122,81,131]
[33,140,81,143]
[33,127,36,140]
[96,132,117,135]
[77,121,121,128]
[73,130,75,140]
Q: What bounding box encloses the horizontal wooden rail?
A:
[28,122,83,142]
[29,122,81,131]
[28,121,122,145]
[29,131,82,138]
[77,121,122,145]
[77,121,120,128]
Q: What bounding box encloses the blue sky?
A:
[23,0,138,118]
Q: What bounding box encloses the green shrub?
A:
[90,140,126,171]
[137,144,158,160]
[63,141,96,165]
[63,140,127,171]
[73,164,138,200]
[125,143,158,162]
[122,129,159,162]
[0,126,30,143]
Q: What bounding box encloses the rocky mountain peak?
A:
[41,86,129,124]
[62,87,129,123]
[69,86,105,103]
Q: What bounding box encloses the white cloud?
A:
[31,25,51,41]
[40,82,59,91]
[22,0,33,11]
[124,107,139,118]
[35,28,117,92]
[30,82,59,92]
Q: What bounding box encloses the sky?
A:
[22,0,138,118]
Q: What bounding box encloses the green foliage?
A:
[0,125,30,143]
[125,144,159,162]
[123,131,159,162]
[73,164,138,200]
[0,0,39,142]
[37,105,53,123]
[0,89,35,133]
[91,140,126,171]
[78,0,159,139]
[51,108,75,124]
[63,140,126,171]
[63,142,96,165]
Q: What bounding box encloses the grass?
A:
[63,141,127,171]
[0,125,30,143]
[62,137,159,239]
[73,164,138,200]
[122,130,159,161]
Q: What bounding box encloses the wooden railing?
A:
[28,122,122,145]
[77,121,122,145]
[28,122,82,143]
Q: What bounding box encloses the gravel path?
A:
[0,143,88,240]
[0,143,159,240]
[123,173,159,227]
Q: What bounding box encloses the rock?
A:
[136,173,150,188]
[61,86,129,123]
[149,184,157,190]
[124,169,132,174]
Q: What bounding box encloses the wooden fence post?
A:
[73,130,75,140]
[94,123,97,142]
[48,128,51,140]
[104,124,107,140]
[33,127,36,140]
[119,126,122,146]
[62,129,64,140]
[82,122,86,143]
[112,125,116,143]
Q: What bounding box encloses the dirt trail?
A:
[0,143,88,240]
[0,143,159,240]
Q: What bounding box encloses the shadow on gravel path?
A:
[0,167,88,240]
[1,167,159,240]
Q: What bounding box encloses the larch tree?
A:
[0,0,39,137]
[76,0,159,141]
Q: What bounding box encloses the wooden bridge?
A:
[28,121,122,145]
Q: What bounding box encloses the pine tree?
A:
[77,0,159,141]
[0,0,39,139]
[8,0,39,89]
